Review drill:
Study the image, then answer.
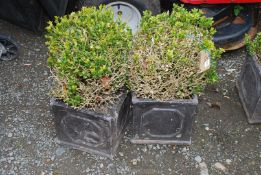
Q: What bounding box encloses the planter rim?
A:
[131,93,198,104]
[50,92,128,121]
[50,98,111,120]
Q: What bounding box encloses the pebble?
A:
[181,147,188,152]
[225,159,232,165]
[195,156,202,163]
[147,145,153,150]
[85,168,90,173]
[199,162,209,175]
[7,133,13,137]
[100,163,104,168]
[55,147,65,156]
[131,159,137,166]
[119,152,124,157]
[214,162,227,172]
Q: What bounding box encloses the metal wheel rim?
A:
[106,1,142,33]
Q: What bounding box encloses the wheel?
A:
[78,0,161,33]
[0,36,19,61]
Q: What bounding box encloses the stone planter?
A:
[131,94,198,145]
[237,54,261,124]
[50,92,131,159]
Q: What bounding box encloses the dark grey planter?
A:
[50,92,131,159]
[237,54,261,124]
[131,95,198,145]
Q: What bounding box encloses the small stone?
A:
[176,134,182,138]
[7,133,13,137]
[100,163,104,168]
[131,159,137,166]
[195,156,202,163]
[214,162,227,172]
[181,147,188,152]
[225,159,232,165]
[199,162,209,175]
[142,147,147,153]
[147,145,153,150]
[34,48,41,52]
[205,127,209,131]
[55,147,65,156]
[156,145,160,149]
[119,152,124,157]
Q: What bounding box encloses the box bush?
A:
[45,6,132,108]
[129,5,224,101]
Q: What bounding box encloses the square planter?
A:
[131,94,198,145]
[237,54,261,124]
[50,92,131,159]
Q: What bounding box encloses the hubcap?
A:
[106,1,142,33]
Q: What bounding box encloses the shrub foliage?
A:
[46,6,132,107]
[129,5,223,100]
[246,32,261,62]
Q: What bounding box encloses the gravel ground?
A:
[0,18,261,175]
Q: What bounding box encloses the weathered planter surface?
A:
[50,92,131,159]
[237,54,261,124]
[131,95,198,145]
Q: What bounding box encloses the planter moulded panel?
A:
[50,93,131,159]
[237,54,261,124]
[131,95,198,145]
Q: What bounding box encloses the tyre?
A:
[78,0,161,33]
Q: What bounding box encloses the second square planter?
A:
[237,54,261,124]
[131,95,198,145]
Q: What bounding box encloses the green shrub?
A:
[129,5,223,100]
[45,6,132,108]
[246,32,261,62]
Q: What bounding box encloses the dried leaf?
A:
[101,76,110,90]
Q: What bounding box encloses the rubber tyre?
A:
[79,0,161,15]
